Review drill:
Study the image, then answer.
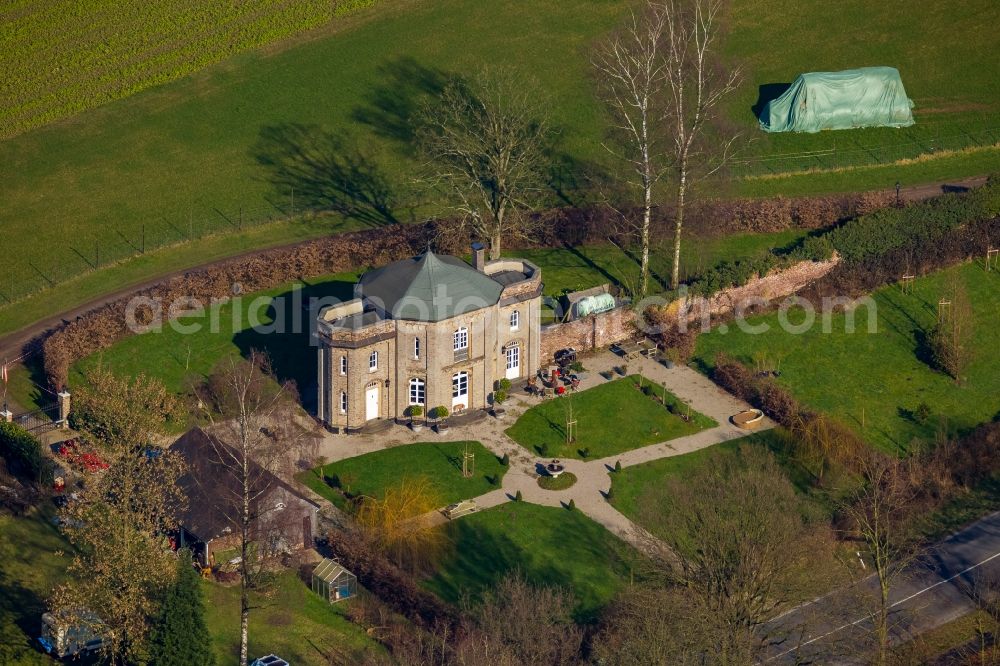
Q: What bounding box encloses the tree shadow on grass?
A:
[253,123,404,227]
[352,56,449,148]
[232,279,356,411]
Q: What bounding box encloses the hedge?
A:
[0,422,51,485]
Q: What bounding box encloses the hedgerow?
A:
[0,422,51,485]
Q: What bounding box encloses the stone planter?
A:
[492,407,506,420]
[436,422,450,434]
[663,359,675,369]
[410,420,425,433]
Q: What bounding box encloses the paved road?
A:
[763,511,1000,664]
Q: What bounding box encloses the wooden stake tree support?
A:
[564,393,577,445]
[899,274,915,295]
[985,246,997,271]
[937,298,952,322]
[462,443,474,479]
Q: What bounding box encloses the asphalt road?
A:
[762,511,1000,664]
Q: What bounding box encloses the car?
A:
[554,348,578,367]
[443,499,478,520]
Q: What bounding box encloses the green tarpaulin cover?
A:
[759,66,914,133]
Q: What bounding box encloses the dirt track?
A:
[0,175,988,408]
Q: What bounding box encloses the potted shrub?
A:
[662,347,679,369]
[408,405,424,432]
[617,362,629,377]
[492,388,508,418]
[432,406,450,434]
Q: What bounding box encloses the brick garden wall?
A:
[539,306,637,363]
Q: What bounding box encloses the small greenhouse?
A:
[758,66,915,133]
[311,558,357,604]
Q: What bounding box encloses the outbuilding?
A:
[311,558,358,603]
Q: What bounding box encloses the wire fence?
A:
[731,125,1000,178]
[2,125,998,308]
[0,196,303,308]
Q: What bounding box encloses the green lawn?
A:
[505,375,716,459]
[202,570,380,665]
[2,0,997,310]
[693,262,1000,452]
[297,441,506,511]
[424,502,643,620]
[0,507,70,665]
[67,271,360,406]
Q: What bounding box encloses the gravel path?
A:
[311,350,772,558]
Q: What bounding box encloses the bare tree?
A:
[929,275,975,383]
[660,0,741,288]
[593,4,669,297]
[199,351,302,666]
[638,445,821,661]
[455,573,583,666]
[416,68,550,260]
[839,453,922,666]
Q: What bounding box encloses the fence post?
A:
[0,407,11,423]
[57,390,71,429]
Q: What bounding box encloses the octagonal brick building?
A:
[315,244,542,433]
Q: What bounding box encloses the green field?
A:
[0,0,369,139]
[693,262,1000,452]
[1,0,998,312]
[424,502,642,620]
[505,375,716,459]
[203,570,379,665]
[297,441,506,510]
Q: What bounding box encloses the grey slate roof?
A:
[356,251,503,322]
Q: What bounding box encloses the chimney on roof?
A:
[471,242,486,272]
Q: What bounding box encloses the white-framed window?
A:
[452,371,469,398]
[340,391,347,414]
[369,351,378,372]
[414,337,420,359]
[510,310,519,331]
[453,327,468,351]
[409,378,425,405]
[340,355,347,375]
[506,343,520,370]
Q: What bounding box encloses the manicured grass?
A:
[538,472,578,491]
[68,271,360,405]
[3,0,997,309]
[0,506,71,665]
[693,262,1000,452]
[202,570,380,665]
[297,441,506,511]
[424,502,643,620]
[505,375,716,460]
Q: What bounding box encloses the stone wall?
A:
[538,257,840,364]
[539,306,637,364]
[677,257,841,322]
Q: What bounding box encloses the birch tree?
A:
[660,0,741,288]
[839,453,922,666]
[200,352,301,666]
[593,3,668,297]
[416,68,550,260]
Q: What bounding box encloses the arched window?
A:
[409,378,425,405]
[340,391,347,414]
[368,350,378,371]
[414,337,420,359]
[510,310,520,331]
[340,355,347,375]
